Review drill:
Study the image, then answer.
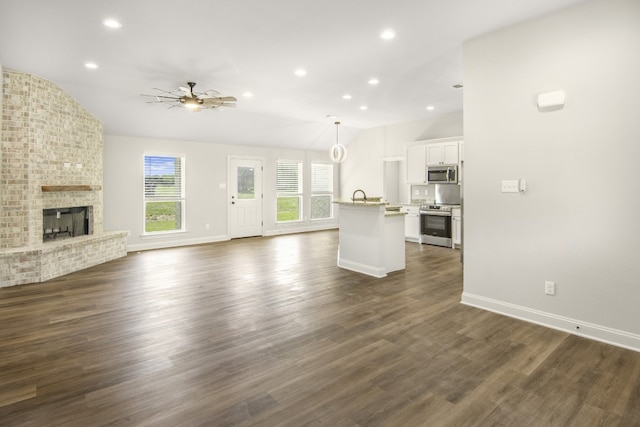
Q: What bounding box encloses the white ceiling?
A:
[0,0,587,150]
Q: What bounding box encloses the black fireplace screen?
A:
[43,207,91,241]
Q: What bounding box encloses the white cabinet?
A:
[426,141,460,166]
[401,205,420,242]
[405,145,427,184]
[452,207,461,248]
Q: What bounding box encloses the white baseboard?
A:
[337,258,387,278]
[127,234,229,252]
[461,292,640,353]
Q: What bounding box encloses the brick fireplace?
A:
[0,68,127,287]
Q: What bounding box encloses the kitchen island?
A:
[334,199,406,278]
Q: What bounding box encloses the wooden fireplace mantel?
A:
[41,185,102,192]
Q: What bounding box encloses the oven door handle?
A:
[420,211,452,217]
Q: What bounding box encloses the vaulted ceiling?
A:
[0,0,587,150]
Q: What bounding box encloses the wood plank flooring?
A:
[0,230,639,426]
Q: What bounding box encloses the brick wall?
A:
[1,70,104,248]
[0,69,126,287]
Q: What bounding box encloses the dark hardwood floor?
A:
[0,230,639,426]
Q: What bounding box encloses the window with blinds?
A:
[143,155,185,233]
[276,161,303,222]
[311,163,333,220]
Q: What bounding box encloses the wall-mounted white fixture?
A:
[501,179,526,193]
[329,121,347,163]
[537,90,565,111]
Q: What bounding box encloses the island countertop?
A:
[332,198,387,206]
[333,199,405,216]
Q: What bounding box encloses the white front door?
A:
[228,157,263,239]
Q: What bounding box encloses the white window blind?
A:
[144,156,184,199]
[311,163,333,193]
[277,162,302,194]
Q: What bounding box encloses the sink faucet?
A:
[352,189,367,202]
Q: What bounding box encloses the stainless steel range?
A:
[419,205,453,247]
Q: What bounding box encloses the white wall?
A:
[104,135,338,251]
[462,0,640,351]
[340,112,463,201]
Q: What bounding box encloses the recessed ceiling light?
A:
[243,91,253,98]
[452,84,463,89]
[325,114,336,119]
[103,18,122,29]
[342,94,352,100]
[380,29,395,40]
[84,62,98,70]
[368,78,379,85]
[294,68,307,77]
[360,105,368,110]
[426,105,435,111]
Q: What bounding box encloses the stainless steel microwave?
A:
[427,165,458,183]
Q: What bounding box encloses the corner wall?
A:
[462,0,640,350]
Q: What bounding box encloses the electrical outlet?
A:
[545,281,556,295]
[205,224,210,230]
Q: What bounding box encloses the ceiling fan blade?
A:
[141,94,180,100]
[179,86,193,97]
[201,89,221,98]
[152,87,179,95]
[202,98,223,105]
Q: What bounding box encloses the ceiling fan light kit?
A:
[330,121,347,163]
[142,81,237,112]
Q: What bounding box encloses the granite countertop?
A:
[333,199,406,216]
[333,198,387,206]
[384,211,407,217]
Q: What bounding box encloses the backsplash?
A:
[410,184,430,204]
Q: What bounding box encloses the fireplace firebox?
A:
[43,206,93,241]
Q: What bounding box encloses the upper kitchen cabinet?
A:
[426,141,460,166]
[406,145,427,184]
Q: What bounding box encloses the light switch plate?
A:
[501,180,519,193]
[545,281,556,295]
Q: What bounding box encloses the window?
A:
[237,166,256,200]
[311,163,333,220]
[144,155,185,233]
[277,161,302,222]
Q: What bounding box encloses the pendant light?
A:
[329,121,347,163]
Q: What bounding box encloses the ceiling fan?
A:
[142,81,237,112]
